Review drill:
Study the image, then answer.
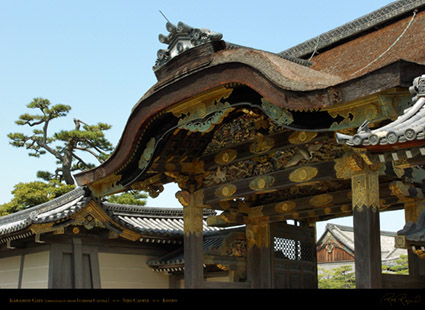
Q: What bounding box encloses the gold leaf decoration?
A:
[288,131,317,144]
[309,194,333,207]
[275,201,296,213]
[215,184,237,198]
[249,176,275,191]
[249,134,275,154]
[214,149,237,165]
[289,166,318,183]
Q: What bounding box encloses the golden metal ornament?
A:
[394,235,406,249]
[340,205,350,212]
[215,184,237,198]
[214,149,237,165]
[274,201,296,213]
[309,194,333,207]
[246,221,270,249]
[249,175,275,191]
[351,170,379,211]
[249,134,275,154]
[183,207,203,237]
[289,166,318,183]
[334,153,364,179]
[291,212,300,219]
[248,206,264,218]
[288,131,317,144]
[168,86,233,118]
[30,223,54,235]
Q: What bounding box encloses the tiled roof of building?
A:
[318,223,406,261]
[336,74,425,151]
[147,228,244,272]
[0,187,221,244]
[280,0,425,59]
[282,0,425,80]
[0,187,88,243]
[104,202,221,239]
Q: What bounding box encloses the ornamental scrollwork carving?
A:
[178,101,233,133]
[138,138,156,171]
[261,98,294,126]
[225,240,247,257]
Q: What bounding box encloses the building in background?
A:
[317,224,406,271]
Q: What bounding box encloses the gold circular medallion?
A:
[257,178,266,189]
[222,186,229,196]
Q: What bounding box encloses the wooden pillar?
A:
[404,201,425,276]
[246,219,272,288]
[179,190,204,288]
[351,169,382,288]
[72,238,84,289]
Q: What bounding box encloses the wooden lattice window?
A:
[273,237,315,262]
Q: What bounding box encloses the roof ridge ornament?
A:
[336,74,425,148]
[410,74,425,103]
[153,21,223,71]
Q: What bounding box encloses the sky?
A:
[0,0,406,238]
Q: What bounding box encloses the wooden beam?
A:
[201,160,340,205]
[206,181,419,226]
[201,131,332,170]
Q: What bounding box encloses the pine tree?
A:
[8,97,113,185]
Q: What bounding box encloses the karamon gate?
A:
[75,3,425,288]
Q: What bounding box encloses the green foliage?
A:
[8,97,114,185]
[2,97,148,217]
[106,191,148,206]
[319,255,409,289]
[318,265,356,289]
[382,255,409,275]
[0,180,75,216]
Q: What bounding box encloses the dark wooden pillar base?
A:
[352,170,382,288]
[181,190,204,288]
[184,232,204,288]
[353,206,382,288]
[246,220,272,288]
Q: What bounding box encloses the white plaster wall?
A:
[98,252,169,288]
[21,251,50,288]
[0,255,21,288]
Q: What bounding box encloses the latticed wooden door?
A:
[271,223,317,288]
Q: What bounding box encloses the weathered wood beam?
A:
[201,160,340,205]
[208,197,405,226]
[149,130,332,177]
[380,161,425,184]
[201,131,332,170]
[206,181,420,226]
[207,181,412,211]
[371,145,425,166]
